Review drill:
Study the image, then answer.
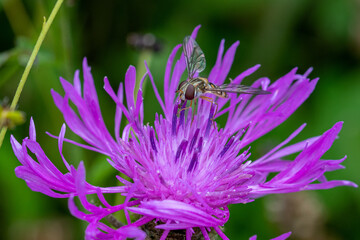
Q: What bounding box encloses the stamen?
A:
[149,151,155,162]
[189,129,200,153]
[187,152,198,172]
[205,104,215,138]
[172,105,178,135]
[175,140,188,163]
[149,128,157,153]
[178,101,186,129]
[218,137,235,158]
[197,137,203,153]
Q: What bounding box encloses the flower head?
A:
[11,26,357,240]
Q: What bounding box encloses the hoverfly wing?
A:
[183,36,206,79]
[206,84,271,95]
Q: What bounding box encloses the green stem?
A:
[135,50,153,102]
[0,0,64,147]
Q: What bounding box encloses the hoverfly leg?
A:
[191,99,198,125]
[177,100,193,117]
[199,96,218,128]
[178,99,185,109]
[211,101,219,129]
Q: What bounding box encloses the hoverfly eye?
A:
[185,84,195,100]
[177,81,187,91]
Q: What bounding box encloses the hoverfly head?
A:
[185,84,195,100]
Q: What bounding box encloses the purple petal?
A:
[164,44,182,115]
[271,232,291,240]
[73,70,81,95]
[249,122,356,198]
[82,58,100,113]
[208,39,225,83]
[232,64,261,85]
[190,25,201,39]
[128,200,226,227]
[214,41,240,85]
[29,117,36,140]
[125,65,136,110]
[145,61,166,114]
[115,82,124,143]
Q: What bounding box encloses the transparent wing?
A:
[206,84,271,95]
[183,36,206,79]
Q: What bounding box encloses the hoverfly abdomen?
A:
[208,82,216,89]
[207,82,228,98]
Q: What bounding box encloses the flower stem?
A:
[135,50,152,102]
[0,0,64,147]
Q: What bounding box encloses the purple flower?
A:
[11,26,357,240]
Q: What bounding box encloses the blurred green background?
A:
[0,0,359,239]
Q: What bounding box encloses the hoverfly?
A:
[176,36,270,115]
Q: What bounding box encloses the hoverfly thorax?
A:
[177,81,187,91]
